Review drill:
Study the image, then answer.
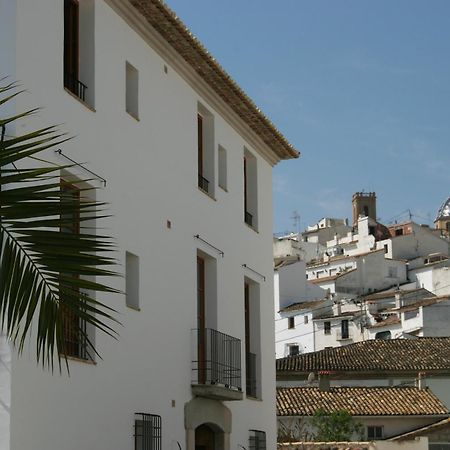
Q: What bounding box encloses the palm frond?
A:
[0,83,120,371]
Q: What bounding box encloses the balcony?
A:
[64,73,87,102]
[198,174,210,193]
[246,351,258,398]
[336,329,353,341]
[191,328,243,401]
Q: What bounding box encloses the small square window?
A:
[367,426,383,440]
[288,317,295,329]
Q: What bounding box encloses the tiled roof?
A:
[276,338,450,374]
[129,0,299,161]
[390,417,450,441]
[391,296,450,313]
[276,386,449,417]
[278,443,370,450]
[279,300,326,313]
[366,315,401,329]
[310,269,357,284]
[314,312,357,320]
[362,288,431,302]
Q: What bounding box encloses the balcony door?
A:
[197,256,206,383]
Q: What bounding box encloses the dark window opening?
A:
[288,345,299,356]
[249,430,266,450]
[288,317,295,329]
[395,228,403,236]
[341,319,349,339]
[324,321,331,335]
[134,413,161,450]
[367,426,383,440]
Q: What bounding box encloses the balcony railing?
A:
[198,174,210,193]
[64,73,88,102]
[246,351,257,398]
[192,328,241,393]
[336,329,353,341]
[245,211,253,227]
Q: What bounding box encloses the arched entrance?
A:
[195,423,216,450]
[185,397,231,450]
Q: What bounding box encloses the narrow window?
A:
[197,105,215,195]
[126,62,139,119]
[384,244,388,254]
[249,430,266,450]
[324,321,331,335]
[134,413,161,450]
[60,180,88,359]
[63,0,94,105]
[126,252,140,310]
[244,149,258,229]
[218,145,227,190]
[287,317,295,329]
[341,319,349,339]
[304,315,309,324]
[245,280,261,398]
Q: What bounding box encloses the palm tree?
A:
[0,81,119,370]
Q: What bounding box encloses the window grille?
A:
[249,430,266,450]
[134,413,161,450]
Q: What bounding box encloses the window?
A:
[288,344,300,356]
[384,244,388,254]
[395,228,403,236]
[324,321,331,335]
[404,309,419,320]
[367,426,383,440]
[304,315,309,324]
[126,62,139,119]
[363,205,369,217]
[197,105,215,195]
[126,252,140,310]
[244,148,258,229]
[288,317,295,329]
[245,280,261,398]
[341,319,349,339]
[63,0,95,105]
[218,145,227,190]
[249,430,266,450]
[60,180,88,359]
[134,413,161,450]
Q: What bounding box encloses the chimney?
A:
[333,301,342,316]
[395,292,401,309]
[417,372,427,390]
[319,371,330,392]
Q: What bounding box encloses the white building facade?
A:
[0,1,298,449]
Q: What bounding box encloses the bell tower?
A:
[352,192,377,227]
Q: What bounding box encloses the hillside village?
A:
[1,1,450,450]
[274,193,450,448]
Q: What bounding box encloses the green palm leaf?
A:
[0,83,120,370]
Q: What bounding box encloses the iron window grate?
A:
[249,430,266,450]
[134,413,161,450]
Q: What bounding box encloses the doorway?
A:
[195,424,215,450]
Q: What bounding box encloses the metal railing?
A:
[246,351,257,397]
[245,211,253,227]
[198,173,210,193]
[192,328,242,391]
[134,413,161,450]
[336,329,353,340]
[64,73,88,102]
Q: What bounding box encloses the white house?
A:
[0,1,298,449]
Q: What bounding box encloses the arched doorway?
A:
[195,424,216,450]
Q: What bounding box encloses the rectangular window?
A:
[249,430,266,450]
[324,321,331,335]
[245,280,261,398]
[244,149,258,230]
[218,145,227,190]
[60,180,88,359]
[367,426,383,440]
[341,319,349,339]
[288,344,299,356]
[197,105,215,195]
[134,413,161,450]
[288,317,295,329]
[63,0,94,105]
[126,251,140,310]
[384,244,388,254]
[304,315,309,324]
[126,62,139,119]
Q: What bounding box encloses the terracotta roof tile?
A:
[129,0,299,161]
[276,386,449,417]
[366,315,401,329]
[279,300,327,313]
[276,338,450,374]
[391,296,450,313]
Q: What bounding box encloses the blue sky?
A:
[165,0,450,234]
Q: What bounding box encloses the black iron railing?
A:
[192,328,242,391]
[245,211,253,227]
[198,173,210,193]
[246,351,257,397]
[134,413,161,450]
[64,73,88,102]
